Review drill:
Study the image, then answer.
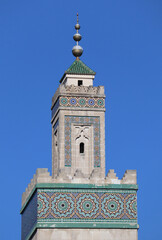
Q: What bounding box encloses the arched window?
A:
[80,142,84,153]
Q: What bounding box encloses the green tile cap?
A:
[66,59,96,75]
[60,59,96,82]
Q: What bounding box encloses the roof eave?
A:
[59,72,96,83]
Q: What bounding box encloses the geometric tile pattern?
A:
[51,96,105,119]
[60,96,105,108]
[37,190,137,221]
[65,116,100,167]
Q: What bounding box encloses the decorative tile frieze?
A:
[51,85,105,109]
[65,116,100,167]
[21,185,138,239]
[60,96,105,108]
[37,189,137,221]
[51,96,105,120]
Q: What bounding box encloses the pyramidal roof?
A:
[65,59,96,75]
[60,59,96,83]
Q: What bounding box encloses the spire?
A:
[72,13,83,59]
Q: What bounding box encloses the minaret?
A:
[21,14,138,240]
[51,13,106,180]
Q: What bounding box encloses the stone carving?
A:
[65,116,100,168]
[51,85,105,108]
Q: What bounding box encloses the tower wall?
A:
[51,84,106,180]
[21,169,138,240]
[31,229,138,240]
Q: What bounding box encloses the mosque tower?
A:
[21,14,138,240]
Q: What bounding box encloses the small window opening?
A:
[78,80,83,86]
[80,142,84,153]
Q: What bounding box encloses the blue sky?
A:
[0,0,161,239]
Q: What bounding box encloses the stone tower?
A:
[51,60,105,180]
[21,14,138,240]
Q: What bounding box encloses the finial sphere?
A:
[73,33,82,41]
[72,45,83,57]
[75,23,80,30]
[72,13,83,58]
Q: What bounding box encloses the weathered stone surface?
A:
[121,170,137,184]
[21,168,137,207]
[32,229,138,240]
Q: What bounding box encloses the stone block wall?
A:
[21,170,138,240]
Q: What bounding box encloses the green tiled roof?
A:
[65,59,96,75]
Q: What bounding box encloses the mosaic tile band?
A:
[60,97,105,108]
[51,97,105,119]
[37,190,137,221]
[65,116,100,167]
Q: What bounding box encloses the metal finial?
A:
[77,13,79,23]
[72,13,83,59]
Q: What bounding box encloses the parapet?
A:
[105,169,137,184]
[105,169,121,184]
[21,168,52,207]
[121,170,137,184]
[51,84,105,108]
[21,168,137,207]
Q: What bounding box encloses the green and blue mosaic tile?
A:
[37,189,137,221]
[21,184,138,240]
[64,116,100,167]
[51,96,105,119]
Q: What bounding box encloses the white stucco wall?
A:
[32,229,138,240]
[62,74,95,86]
